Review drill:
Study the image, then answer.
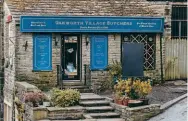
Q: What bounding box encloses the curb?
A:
[160,93,187,112]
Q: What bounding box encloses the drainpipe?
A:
[160,34,164,83]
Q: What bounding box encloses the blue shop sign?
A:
[91,35,108,70]
[20,16,164,33]
[33,34,52,71]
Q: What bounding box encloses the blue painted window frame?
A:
[90,34,108,71]
[33,34,52,71]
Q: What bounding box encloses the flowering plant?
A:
[114,78,152,99]
[136,80,152,99]
[24,91,45,103]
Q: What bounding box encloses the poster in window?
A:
[33,34,52,71]
[90,35,108,70]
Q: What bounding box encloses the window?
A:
[171,5,187,39]
[122,34,156,70]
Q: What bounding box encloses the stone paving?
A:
[148,98,187,121]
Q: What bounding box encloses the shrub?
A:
[51,88,80,107]
[24,91,45,103]
[107,60,122,79]
[114,78,152,100]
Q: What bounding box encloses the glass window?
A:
[122,34,156,70]
[171,5,187,39]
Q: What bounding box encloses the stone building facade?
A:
[3,0,186,120]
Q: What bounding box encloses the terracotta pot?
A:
[115,99,123,105]
[139,98,149,105]
[122,98,129,106]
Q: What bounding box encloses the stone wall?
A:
[4,0,179,92]
[13,32,164,92]
[110,102,161,121]
[15,81,40,121]
[15,31,61,89]
[122,104,161,121]
[3,2,16,121]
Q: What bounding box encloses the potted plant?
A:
[137,80,152,105]
[122,96,129,106]
[114,79,131,105]
[114,91,123,105]
[43,94,51,107]
[107,60,122,85]
[24,91,44,107]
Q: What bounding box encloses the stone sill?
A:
[47,106,85,111]
[33,106,85,120]
[126,104,160,111]
[33,106,85,111]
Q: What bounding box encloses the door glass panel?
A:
[62,35,80,80]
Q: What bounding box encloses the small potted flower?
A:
[43,94,51,107]
[114,91,123,105]
[138,80,152,105]
[122,96,129,106]
[24,91,44,107]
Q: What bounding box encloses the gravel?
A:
[147,85,187,104]
[100,81,187,105]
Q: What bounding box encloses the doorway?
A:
[61,34,81,80]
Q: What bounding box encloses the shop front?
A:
[20,16,164,88]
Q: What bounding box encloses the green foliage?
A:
[15,97,24,121]
[107,60,122,79]
[100,60,122,91]
[99,75,114,92]
[51,88,80,107]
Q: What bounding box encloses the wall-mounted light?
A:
[53,36,59,46]
[113,34,116,40]
[85,35,89,47]
[23,41,28,51]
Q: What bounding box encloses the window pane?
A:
[172,5,187,20]
[171,21,179,37]
[181,21,187,38]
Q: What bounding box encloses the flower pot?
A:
[140,98,149,105]
[115,99,123,105]
[128,100,143,107]
[43,102,51,107]
[122,98,129,106]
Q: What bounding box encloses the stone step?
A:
[80,100,110,107]
[86,106,114,113]
[81,94,105,101]
[88,112,120,119]
[63,85,90,89]
[59,87,92,93]
[62,81,84,86]
[78,88,93,93]
[38,118,124,121]
[94,118,125,121]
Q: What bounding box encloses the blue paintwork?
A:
[20,16,164,33]
[90,35,108,70]
[33,34,52,71]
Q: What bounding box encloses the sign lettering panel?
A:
[33,34,52,71]
[20,16,164,33]
[91,35,108,70]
